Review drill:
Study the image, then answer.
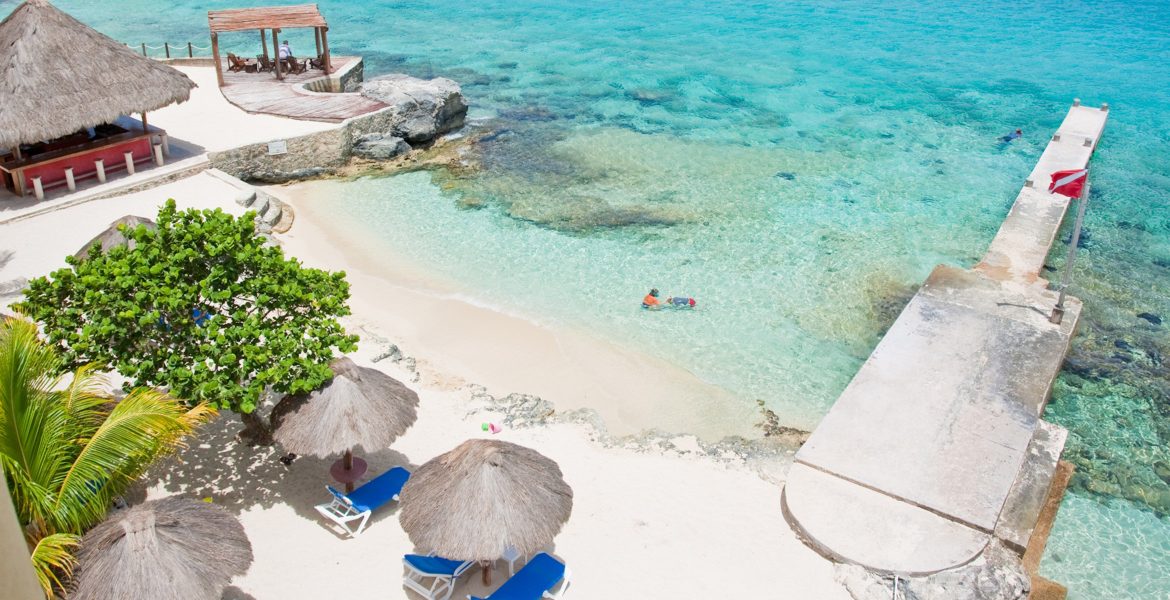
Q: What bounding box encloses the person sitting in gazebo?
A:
[279,40,294,60]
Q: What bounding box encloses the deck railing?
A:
[129,42,213,59]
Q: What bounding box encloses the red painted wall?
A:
[22,137,152,190]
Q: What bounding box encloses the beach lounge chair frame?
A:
[226,52,257,73]
[403,554,475,600]
[468,553,571,600]
[255,54,276,73]
[314,466,410,537]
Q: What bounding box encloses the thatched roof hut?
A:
[399,439,573,563]
[273,357,420,457]
[74,215,156,260]
[70,497,252,600]
[0,0,195,149]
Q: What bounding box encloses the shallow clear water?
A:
[14,0,1170,597]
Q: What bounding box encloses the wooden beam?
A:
[320,26,332,74]
[272,28,283,80]
[260,28,268,60]
[211,32,224,87]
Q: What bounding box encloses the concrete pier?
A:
[782,104,1109,576]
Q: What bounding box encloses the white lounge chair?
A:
[403,554,475,600]
[314,466,410,537]
[469,553,571,600]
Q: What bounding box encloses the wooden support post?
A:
[260,29,268,60]
[188,41,193,58]
[272,29,283,80]
[124,152,136,175]
[211,33,224,87]
[164,42,170,59]
[153,143,165,166]
[95,159,106,183]
[14,168,25,197]
[320,26,332,74]
[32,176,44,201]
[141,112,149,134]
[12,146,21,161]
[64,167,76,192]
[314,27,321,58]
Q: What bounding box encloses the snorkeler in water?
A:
[642,288,662,309]
[1001,128,1023,143]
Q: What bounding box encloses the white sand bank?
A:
[143,353,849,600]
[150,66,335,153]
[0,172,245,300]
[275,181,760,441]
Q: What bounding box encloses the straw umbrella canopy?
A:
[399,439,573,584]
[74,215,156,260]
[0,0,196,149]
[70,497,253,600]
[273,357,419,490]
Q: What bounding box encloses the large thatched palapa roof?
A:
[273,357,420,456]
[399,439,573,561]
[0,0,195,148]
[70,497,253,600]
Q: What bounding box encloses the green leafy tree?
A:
[0,317,214,596]
[17,200,358,442]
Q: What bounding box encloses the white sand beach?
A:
[0,172,849,599]
[0,55,855,598]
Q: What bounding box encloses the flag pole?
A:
[1049,178,1090,325]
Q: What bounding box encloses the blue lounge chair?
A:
[314,466,410,537]
[403,554,475,600]
[469,553,571,600]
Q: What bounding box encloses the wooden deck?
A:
[218,56,386,123]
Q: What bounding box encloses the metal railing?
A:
[130,42,213,59]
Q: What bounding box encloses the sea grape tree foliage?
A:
[18,200,358,416]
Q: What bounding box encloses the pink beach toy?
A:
[481,422,503,434]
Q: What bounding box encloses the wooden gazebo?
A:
[207,4,333,86]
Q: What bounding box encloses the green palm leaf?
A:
[0,317,216,595]
[30,532,80,598]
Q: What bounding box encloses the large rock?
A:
[360,75,468,144]
[353,133,411,160]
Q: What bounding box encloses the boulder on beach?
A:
[361,75,468,144]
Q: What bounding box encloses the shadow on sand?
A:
[143,413,417,530]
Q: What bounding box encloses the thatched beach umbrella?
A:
[74,215,156,260]
[399,439,573,584]
[0,0,195,149]
[70,497,252,600]
[273,357,419,492]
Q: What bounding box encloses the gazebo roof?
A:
[0,0,195,149]
[208,4,327,33]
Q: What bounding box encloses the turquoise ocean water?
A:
[10,0,1170,596]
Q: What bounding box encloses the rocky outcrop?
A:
[352,133,411,160]
[360,75,468,144]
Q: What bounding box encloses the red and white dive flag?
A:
[1049,169,1087,198]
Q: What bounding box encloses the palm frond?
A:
[0,318,71,535]
[51,389,214,533]
[31,532,80,598]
